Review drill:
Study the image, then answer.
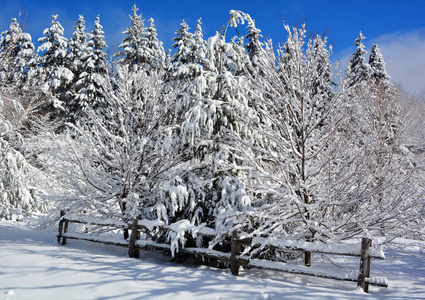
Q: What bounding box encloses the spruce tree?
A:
[68,15,89,76]
[369,44,390,85]
[346,31,371,87]
[115,4,148,66]
[193,18,207,66]
[38,14,73,113]
[0,18,22,84]
[66,15,91,119]
[156,13,257,251]
[243,14,265,69]
[145,18,165,70]
[73,16,108,116]
[311,34,336,110]
[91,16,108,59]
[0,18,37,88]
[171,20,195,65]
[169,20,202,93]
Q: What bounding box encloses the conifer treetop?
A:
[369,43,390,84]
[346,31,372,87]
[115,4,148,65]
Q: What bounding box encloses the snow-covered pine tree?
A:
[153,12,260,254]
[147,19,205,249]
[193,18,207,67]
[16,28,39,91]
[311,34,336,105]
[114,4,149,67]
[369,44,391,86]
[346,31,371,88]
[341,32,374,154]
[229,11,270,114]
[169,19,201,86]
[171,20,194,65]
[91,16,108,69]
[67,15,89,78]
[0,18,23,84]
[66,15,92,120]
[73,16,108,116]
[241,11,265,70]
[145,18,165,71]
[38,15,73,115]
[0,18,38,88]
[167,19,203,109]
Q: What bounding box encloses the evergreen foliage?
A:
[115,4,148,66]
[346,31,371,87]
[156,13,259,251]
[66,15,91,119]
[38,15,73,113]
[171,20,195,65]
[73,16,108,116]
[193,18,207,66]
[68,15,89,76]
[369,44,390,85]
[145,18,166,70]
[0,18,37,88]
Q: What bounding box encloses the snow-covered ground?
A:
[1,219,425,300]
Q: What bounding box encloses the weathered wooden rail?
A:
[57,211,387,293]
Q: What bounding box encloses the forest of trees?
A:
[1,6,424,259]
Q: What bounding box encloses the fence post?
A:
[128,218,140,258]
[58,210,65,244]
[358,237,372,293]
[62,211,69,246]
[305,251,311,267]
[230,230,241,276]
[58,210,68,245]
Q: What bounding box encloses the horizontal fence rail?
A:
[57,211,388,292]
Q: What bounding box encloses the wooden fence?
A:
[57,211,388,293]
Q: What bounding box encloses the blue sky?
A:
[1,0,424,94]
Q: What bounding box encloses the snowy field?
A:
[1,219,425,300]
